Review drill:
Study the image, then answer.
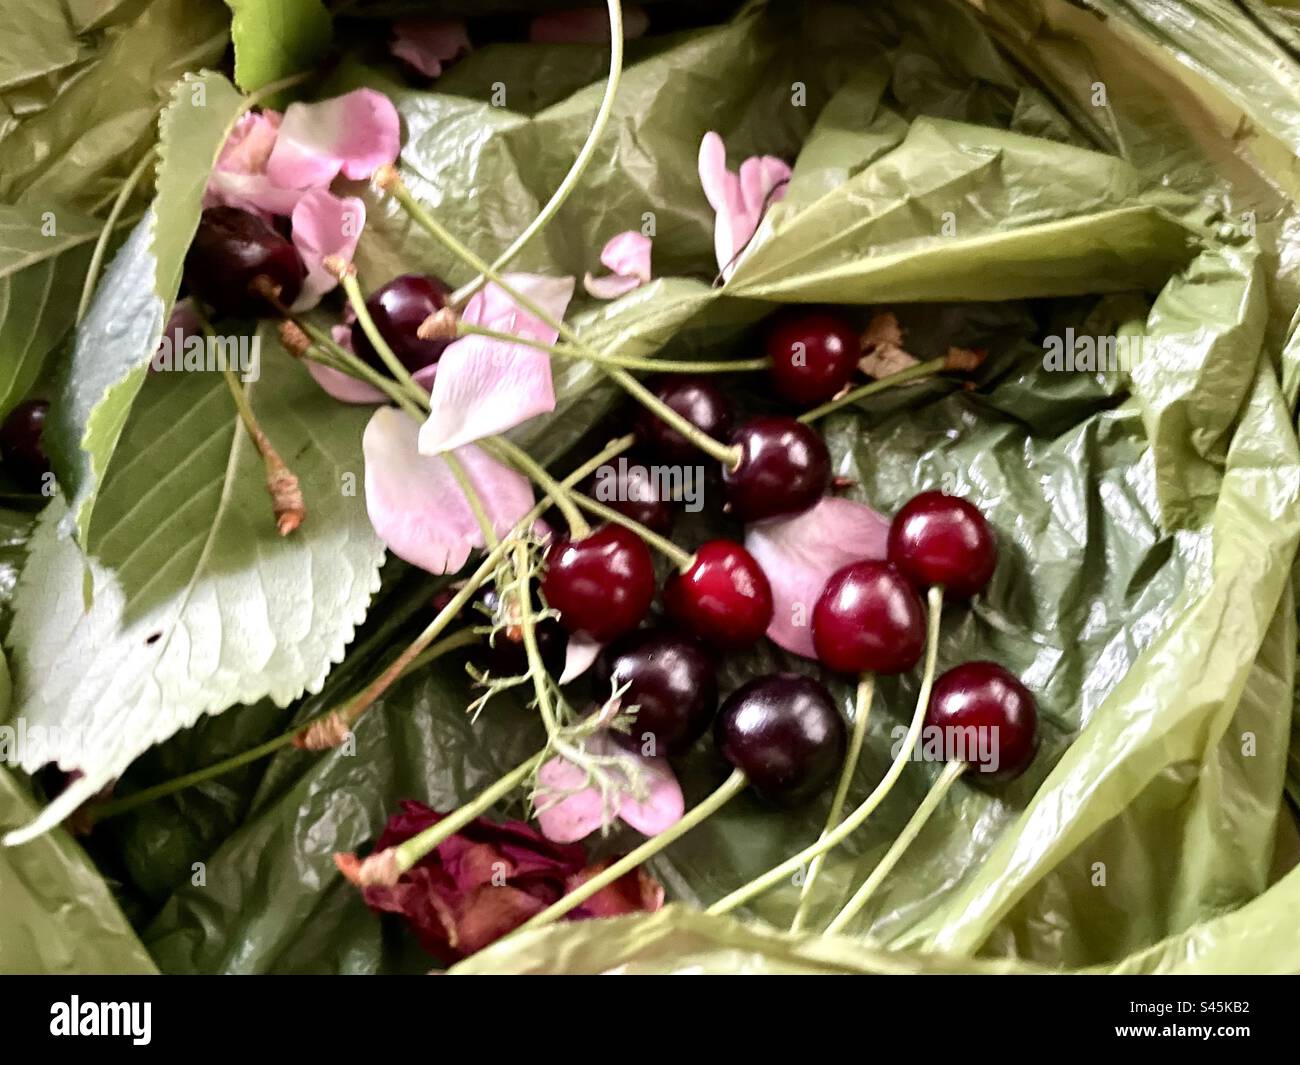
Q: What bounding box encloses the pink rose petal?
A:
[583,230,652,300]
[560,633,604,684]
[613,746,684,836]
[698,131,791,281]
[290,188,366,310]
[204,110,303,217]
[267,89,401,190]
[391,19,470,77]
[363,408,535,575]
[308,361,389,404]
[744,496,890,658]
[535,753,609,844]
[418,273,574,454]
[530,6,650,43]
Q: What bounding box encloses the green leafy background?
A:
[4,0,1300,974]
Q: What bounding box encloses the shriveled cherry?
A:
[351,273,453,373]
[0,400,51,489]
[184,206,306,317]
[635,376,732,462]
[663,540,772,651]
[925,661,1038,780]
[765,308,859,406]
[541,523,655,642]
[812,560,926,675]
[715,673,846,804]
[722,417,830,523]
[887,491,997,598]
[594,629,718,755]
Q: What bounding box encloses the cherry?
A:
[812,560,926,675]
[925,661,1038,780]
[765,308,859,406]
[351,273,453,373]
[715,673,846,804]
[887,491,997,598]
[722,416,830,523]
[541,523,655,642]
[0,400,51,489]
[635,375,732,462]
[472,582,567,679]
[184,206,306,317]
[663,540,772,651]
[593,628,718,755]
[584,463,676,536]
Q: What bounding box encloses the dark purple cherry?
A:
[635,375,732,462]
[715,673,846,804]
[584,463,676,536]
[594,629,718,755]
[887,491,997,598]
[925,661,1038,779]
[663,540,772,651]
[722,416,831,523]
[472,583,567,678]
[812,560,926,675]
[765,308,859,407]
[352,273,453,374]
[184,206,306,318]
[0,400,50,489]
[541,523,655,642]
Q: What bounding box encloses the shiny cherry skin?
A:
[635,375,732,462]
[184,206,306,317]
[722,417,831,523]
[584,463,676,536]
[663,540,773,651]
[352,273,454,374]
[472,583,567,679]
[715,673,847,805]
[541,523,655,642]
[812,560,926,675]
[887,491,997,598]
[0,400,51,489]
[765,308,859,407]
[926,661,1038,780]
[594,628,718,755]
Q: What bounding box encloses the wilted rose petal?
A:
[289,188,366,310]
[569,861,665,918]
[583,230,652,299]
[267,89,401,190]
[745,496,890,658]
[698,131,791,281]
[529,5,650,42]
[418,273,574,454]
[363,407,534,574]
[204,110,303,217]
[391,18,471,77]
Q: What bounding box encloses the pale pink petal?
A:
[418,273,574,454]
[331,322,354,351]
[560,633,604,684]
[391,19,470,77]
[745,496,890,658]
[535,753,610,843]
[530,6,649,43]
[613,749,684,836]
[307,361,388,404]
[583,230,652,300]
[267,89,401,189]
[698,131,791,281]
[289,189,365,311]
[363,408,535,575]
[204,111,303,217]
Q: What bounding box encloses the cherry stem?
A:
[515,538,561,738]
[486,436,590,538]
[79,148,156,323]
[797,355,949,424]
[790,673,875,933]
[89,629,479,822]
[379,175,743,469]
[336,269,431,410]
[569,492,694,571]
[705,584,945,916]
[450,0,625,306]
[444,450,499,549]
[454,322,769,375]
[825,759,967,934]
[516,768,749,934]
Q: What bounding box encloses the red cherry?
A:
[663,540,772,651]
[184,206,306,317]
[887,491,996,598]
[541,524,655,642]
[925,662,1037,779]
[812,560,926,675]
[722,416,831,522]
[0,399,51,489]
[352,273,453,373]
[635,375,732,462]
[765,308,859,406]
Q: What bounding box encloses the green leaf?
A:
[225,0,332,94]
[49,71,246,546]
[3,329,385,845]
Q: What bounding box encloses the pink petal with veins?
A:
[267,89,401,189]
[289,189,365,310]
[697,131,791,281]
[391,19,471,77]
[745,496,890,658]
[583,230,652,300]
